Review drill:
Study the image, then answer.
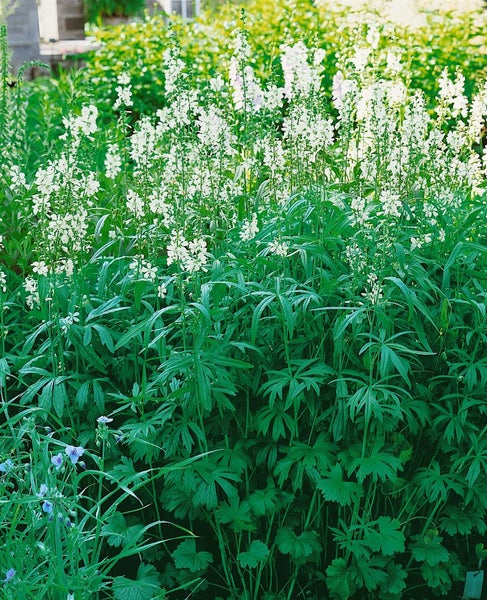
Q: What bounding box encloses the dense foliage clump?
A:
[82,0,487,116]
[0,4,487,598]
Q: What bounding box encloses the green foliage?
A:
[81,0,487,117]
[112,563,164,600]
[237,540,270,569]
[84,0,146,23]
[171,539,214,572]
[2,4,487,599]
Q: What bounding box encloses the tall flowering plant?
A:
[1,9,487,599]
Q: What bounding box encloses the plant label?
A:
[463,570,484,599]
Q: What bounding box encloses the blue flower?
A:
[0,459,14,473]
[3,568,15,583]
[51,453,63,470]
[96,416,113,424]
[36,483,48,498]
[42,500,53,515]
[65,445,84,465]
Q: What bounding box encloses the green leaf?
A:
[326,558,356,600]
[317,463,363,506]
[439,505,484,536]
[101,512,145,548]
[171,539,213,572]
[93,323,115,352]
[237,540,270,568]
[381,562,407,595]
[350,555,388,591]
[363,517,405,556]
[76,380,90,409]
[38,379,54,412]
[0,358,10,388]
[215,497,256,532]
[112,562,161,600]
[247,487,293,516]
[348,450,403,483]
[52,379,68,418]
[275,528,321,561]
[86,295,128,323]
[420,562,451,592]
[191,462,241,509]
[410,533,449,566]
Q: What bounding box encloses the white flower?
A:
[186,238,209,273]
[97,415,113,424]
[126,190,145,219]
[163,47,186,95]
[105,144,122,179]
[281,41,320,100]
[59,311,80,334]
[167,233,209,273]
[117,72,130,85]
[361,273,383,304]
[114,86,133,110]
[78,105,98,136]
[61,105,98,140]
[114,74,133,110]
[157,283,167,299]
[350,46,371,72]
[229,59,264,112]
[366,26,380,50]
[197,106,236,155]
[438,69,468,119]
[378,190,402,218]
[32,261,49,276]
[240,213,259,241]
[410,236,422,251]
[232,29,251,62]
[386,51,402,74]
[387,81,407,106]
[129,257,157,281]
[24,277,39,309]
[167,232,189,267]
[9,165,27,192]
[55,259,75,278]
[268,240,290,257]
[210,74,225,92]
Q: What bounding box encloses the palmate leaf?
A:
[256,402,297,441]
[237,540,270,569]
[171,539,213,572]
[326,558,356,600]
[247,486,293,516]
[191,462,241,509]
[101,512,145,548]
[439,505,486,536]
[112,562,162,600]
[215,496,256,532]
[410,533,449,566]
[274,435,338,490]
[350,555,388,591]
[330,522,371,560]
[363,517,405,556]
[275,528,321,561]
[348,449,403,483]
[317,463,363,506]
[420,562,451,592]
[381,562,407,595]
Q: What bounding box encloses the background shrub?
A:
[1,6,487,599]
